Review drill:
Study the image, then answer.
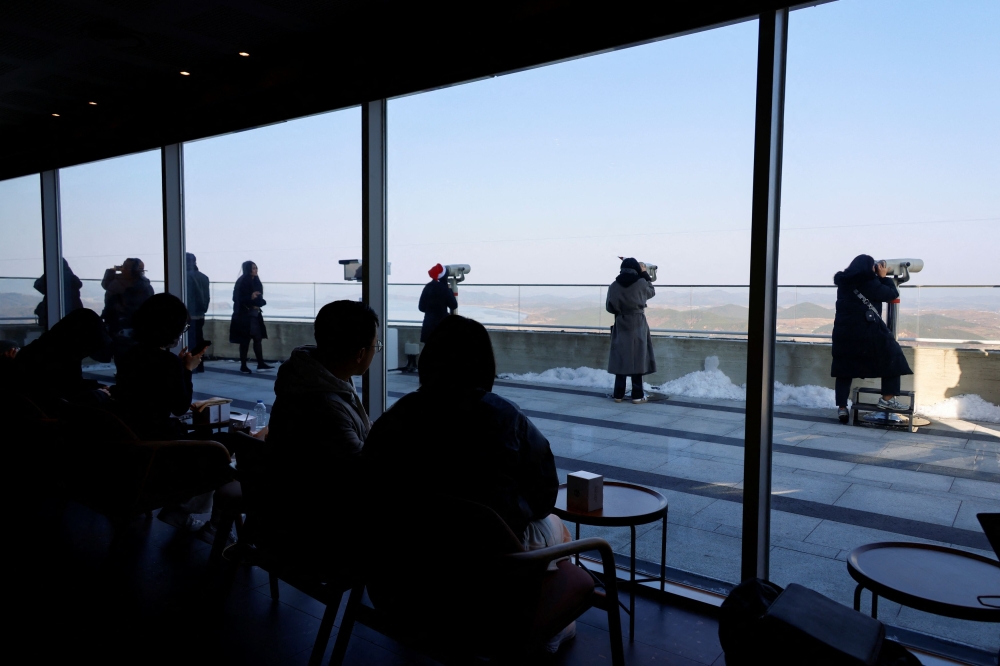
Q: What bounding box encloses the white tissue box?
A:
[567,471,604,512]
[192,402,231,424]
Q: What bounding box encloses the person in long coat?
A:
[831,254,913,423]
[186,253,211,372]
[418,263,458,343]
[33,259,84,329]
[606,257,656,403]
[229,260,272,374]
[100,257,154,337]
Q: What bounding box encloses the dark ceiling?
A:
[0,0,790,181]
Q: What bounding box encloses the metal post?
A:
[162,144,187,348]
[362,100,388,420]
[741,7,788,582]
[40,170,64,329]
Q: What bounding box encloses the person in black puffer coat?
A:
[831,254,913,423]
[229,260,272,373]
[418,263,458,343]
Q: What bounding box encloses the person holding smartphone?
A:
[229,260,272,374]
[831,255,913,423]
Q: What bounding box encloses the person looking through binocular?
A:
[606,257,656,404]
[831,254,913,423]
[419,263,458,343]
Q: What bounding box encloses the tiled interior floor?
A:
[80,358,1000,655]
[18,500,726,666]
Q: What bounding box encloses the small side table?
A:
[848,542,1000,623]
[552,481,668,642]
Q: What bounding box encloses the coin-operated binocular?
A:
[618,257,658,282]
[444,264,471,295]
[339,259,391,282]
[877,258,923,340]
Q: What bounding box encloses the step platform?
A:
[851,388,929,433]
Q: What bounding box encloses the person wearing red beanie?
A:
[418,263,458,342]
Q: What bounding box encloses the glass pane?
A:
[772,0,1000,655]
[60,151,164,337]
[0,175,44,345]
[183,108,361,406]
[388,21,759,587]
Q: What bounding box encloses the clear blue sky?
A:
[1,0,997,287]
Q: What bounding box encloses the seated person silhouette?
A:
[363,314,576,652]
[12,309,112,414]
[114,293,219,537]
[258,300,379,578]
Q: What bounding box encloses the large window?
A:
[388,21,760,585]
[0,175,43,343]
[772,0,1000,653]
[183,108,361,402]
[60,151,165,331]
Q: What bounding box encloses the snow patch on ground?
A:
[917,395,1000,424]
[498,366,653,393]
[500,356,841,410]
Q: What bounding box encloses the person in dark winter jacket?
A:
[12,308,112,414]
[363,314,576,652]
[831,254,913,423]
[186,253,211,372]
[101,258,154,337]
[606,257,656,403]
[113,293,206,441]
[33,259,84,329]
[259,300,379,578]
[365,314,561,542]
[418,263,458,343]
[229,260,272,373]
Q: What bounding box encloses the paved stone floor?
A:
[84,359,1000,656]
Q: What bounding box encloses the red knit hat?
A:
[428,263,446,280]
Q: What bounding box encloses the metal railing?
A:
[2,278,997,345]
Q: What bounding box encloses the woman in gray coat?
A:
[606,257,656,403]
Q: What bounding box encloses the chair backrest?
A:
[978,513,1000,560]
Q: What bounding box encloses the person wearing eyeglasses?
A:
[258,300,380,578]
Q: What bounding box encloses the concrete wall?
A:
[202,319,999,405]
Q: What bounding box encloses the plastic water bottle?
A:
[253,400,268,431]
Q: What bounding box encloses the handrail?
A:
[1,277,997,289]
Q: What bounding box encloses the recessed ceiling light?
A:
[51,113,60,117]
[238,52,249,57]
[88,101,97,106]
[180,71,190,76]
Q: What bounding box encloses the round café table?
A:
[847,542,1000,624]
[552,481,668,642]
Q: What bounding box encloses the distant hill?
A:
[0,292,41,318]
[777,302,834,320]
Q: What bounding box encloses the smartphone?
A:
[191,339,212,355]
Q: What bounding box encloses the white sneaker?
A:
[877,397,905,410]
[544,621,577,653]
[613,398,623,403]
[632,396,648,404]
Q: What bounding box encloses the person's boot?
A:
[240,364,252,374]
[256,361,274,370]
[838,407,849,424]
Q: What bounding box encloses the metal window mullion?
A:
[362,100,388,419]
[741,7,788,583]
[161,144,187,346]
[40,170,64,329]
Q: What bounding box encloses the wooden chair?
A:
[343,495,626,666]
[225,431,362,666]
